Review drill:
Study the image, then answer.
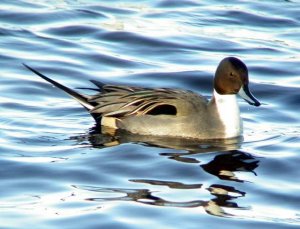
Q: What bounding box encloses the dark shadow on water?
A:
[70,127,260,218]
[201,151,259,183]
[73,181,249,217]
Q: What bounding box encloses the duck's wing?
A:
[88,85,208,119]
[24,65,208,123]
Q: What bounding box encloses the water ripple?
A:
[1,0,300,228]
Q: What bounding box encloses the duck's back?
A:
[88,83,217,138]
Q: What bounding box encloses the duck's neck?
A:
[211,89,242,138]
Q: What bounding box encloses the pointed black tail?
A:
[23,64,94,110]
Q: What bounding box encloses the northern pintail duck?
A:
[24,57,260,140]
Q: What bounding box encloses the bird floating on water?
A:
[24,57,260,140]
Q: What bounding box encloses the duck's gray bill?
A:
[238,85,261,107]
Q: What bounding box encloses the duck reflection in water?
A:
[72,125,243,152]
[201,151,259,182]
[71,128,260,217]
[74,180,249,217]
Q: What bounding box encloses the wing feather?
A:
[24,65,206,124]
[87,84,205,119]
[90,102,126,113]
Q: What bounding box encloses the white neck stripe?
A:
[213,90,242,138]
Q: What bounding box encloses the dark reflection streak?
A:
[130,179,202,189]
[75,184,245,217]
[201,150,260,182]
[160,154,200,164]
[208,184,249,212]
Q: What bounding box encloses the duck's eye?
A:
[229,72,236,78]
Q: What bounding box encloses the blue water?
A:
[1,0,300,228]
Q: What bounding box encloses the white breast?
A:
[213,90,242,138]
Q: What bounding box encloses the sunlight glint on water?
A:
[0,0,300,228]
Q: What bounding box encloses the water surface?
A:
[1,0,300,228]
